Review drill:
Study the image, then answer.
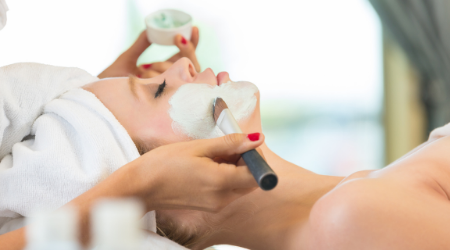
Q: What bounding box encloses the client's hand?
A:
[128,133,263,213]
[97,27,200,79]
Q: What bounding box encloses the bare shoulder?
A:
[303,137,450,250]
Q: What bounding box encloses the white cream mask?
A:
[168,81,258,139]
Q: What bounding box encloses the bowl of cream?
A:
[145,9,192,46]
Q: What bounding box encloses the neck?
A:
[194,144,344,250]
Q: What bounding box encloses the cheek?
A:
[238,92,262,133]
[142,105,191,145]
[152,116,177,138]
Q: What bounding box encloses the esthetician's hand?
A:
[98,27,201,79]
[0,133,263,250]
[127,133,264,212]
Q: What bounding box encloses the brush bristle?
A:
[213,97,229,123]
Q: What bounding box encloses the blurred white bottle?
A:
[25,206,81,250]
[91,198,144,250]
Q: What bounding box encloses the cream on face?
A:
[168,81,259,139]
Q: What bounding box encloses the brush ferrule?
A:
[217,109,243,135]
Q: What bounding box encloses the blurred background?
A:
[2,0,445,249]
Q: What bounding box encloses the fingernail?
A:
[137,74,141,78]
[247,133,260,141]
[181,36,187,45]
[142,64,152,69]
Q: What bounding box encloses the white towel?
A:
[429,122,450,141]
[0,63,187,249]
[0,63,98,160]
[0,83,154,229]
[143,232,189,250]
[0,0,8,30]
[0,62,99,233]
[0,84,150,231]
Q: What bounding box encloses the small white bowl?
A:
[145,9,192,46]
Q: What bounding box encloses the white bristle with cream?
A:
[213,98,243,135]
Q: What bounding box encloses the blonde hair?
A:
[156,212,202,248]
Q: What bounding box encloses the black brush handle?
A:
[241,149,278,191]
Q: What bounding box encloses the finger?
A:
[191,26,199,48]
[140,69,161,78]
[225,163,259,189]
[166,53,181,63]
[232,186,258,196]
[166,26,200,63]
[137,61,173,75]
[124,31,151,61]
[209,161,258,192]
[194,133,264,159]
[235,146,266,169]
[174,34,201,72]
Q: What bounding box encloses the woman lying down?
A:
[123,58,450,249]
[2,57,450,250]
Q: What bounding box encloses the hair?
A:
[155,208,223,249]
[155,212,202,248]
[134,138,153,155]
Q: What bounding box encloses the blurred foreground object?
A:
[26,206,80,250]
[91,199,144,250]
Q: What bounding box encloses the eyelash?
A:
[154,80,166,98]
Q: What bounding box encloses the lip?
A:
[216,72,229,86]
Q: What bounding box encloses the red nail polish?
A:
[142,64,152,69]
[181,36,187,45]
[247,133,260,141]
[137,74,141,78]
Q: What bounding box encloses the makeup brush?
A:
[213,97,278,191]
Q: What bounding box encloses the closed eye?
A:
[155,80,166,98]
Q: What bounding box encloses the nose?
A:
[170,57,197,82]
[194,68,217,87]
[167,57,218,86]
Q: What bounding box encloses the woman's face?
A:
[84,57,262,153]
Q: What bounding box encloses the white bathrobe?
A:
[0,63,187,249]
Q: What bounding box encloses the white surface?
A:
[142,232,188,250]
[212,246,248,250]
[145,9,192,45]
